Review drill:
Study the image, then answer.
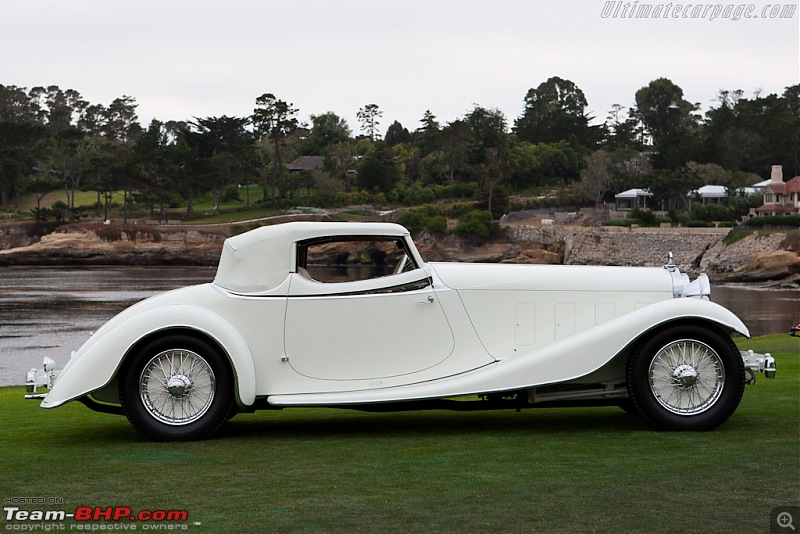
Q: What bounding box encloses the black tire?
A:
[119,335,236,441]
[626,324,745,431]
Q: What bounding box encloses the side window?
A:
[297,237,417,283]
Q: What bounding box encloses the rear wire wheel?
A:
[119,335,236,441]
[626,325,745,431]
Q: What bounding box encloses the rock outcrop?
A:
[731,250,800,284]
[0,220,797,286]
[0,225,226,266]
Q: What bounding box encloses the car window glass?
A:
[298,238,417,283]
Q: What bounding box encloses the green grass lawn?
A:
[1,335,797,533]
[9,188,281,223]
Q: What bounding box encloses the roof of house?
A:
[288,156,325,172]
[755,204,798,213]
[767,176,800,195]
[692,185,728,198]
[615,188,653,199]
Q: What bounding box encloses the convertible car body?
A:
[26,222,776,440]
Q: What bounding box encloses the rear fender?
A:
[40,305,256,410]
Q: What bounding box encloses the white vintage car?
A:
[26,222,776,440]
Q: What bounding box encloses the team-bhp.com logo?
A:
[4,505,189,529]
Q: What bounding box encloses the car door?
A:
[283,238,455,382]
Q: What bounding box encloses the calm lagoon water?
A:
[0,267,216,387]
[1,266,797,386]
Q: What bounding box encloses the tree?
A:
[357,142,398,194]
[440,119,472,184]
[0,85,38,122]
[252,93,299,208]
[102,96,141,142]
[701,85,800,176]
[645,166,703,211]
[466,106,510,216]
[574,148,651,205]
[324,141,356,192]
[24,168,60,219]
[0,120,46,209]
[508,141,582,189]
[575,150,612,205]
[604,104,644,150]
[634,78,698,144]
[415,110,440,155]
[42,126,85,209]
[357,103,382,141]
[300,112,351,156]
[514,76,600,149]
[189,116,253,213]
[384,120,411,147]
[135,120,172,222]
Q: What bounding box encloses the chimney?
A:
[770,165,784,183]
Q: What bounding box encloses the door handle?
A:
[416,295,435,304]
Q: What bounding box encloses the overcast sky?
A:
[3,0,798,134]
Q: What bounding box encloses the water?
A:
[0,267,216,386]
[712,284,799,339]
[1,267,797,386]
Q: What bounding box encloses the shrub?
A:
[456,210,500,239]
[741,214,800,228]
[629,206,657,226]
[426,215,447,234]
[602,219,632,227]
[222,186,242,203]
[397,208,448,235]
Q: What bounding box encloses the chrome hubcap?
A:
[166,375,192,398]
[649,339,725,416]
[139,349,215,425]
[672,364,698,388]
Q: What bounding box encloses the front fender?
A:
[40,304,257,410]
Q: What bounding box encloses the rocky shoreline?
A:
[1,220,798,286]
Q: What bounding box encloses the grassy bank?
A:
[1,335,797,533]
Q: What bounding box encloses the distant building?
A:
[288,156,325,173]
[614,188,652,211]
[689,185,728,205]
[752,165,800,216]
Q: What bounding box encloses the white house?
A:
[614,188,653,211]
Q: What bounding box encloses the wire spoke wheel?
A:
[627,325,745,431]
[139,349,216,425]
[120,335,235,441]
[648,339,724,416]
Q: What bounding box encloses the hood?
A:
[429,262,674,294]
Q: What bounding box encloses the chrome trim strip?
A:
[293,277,433,298]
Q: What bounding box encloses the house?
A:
[614,188,653,211]
[689,185,728,205]
[752,165,800,216]
[287,156,325,174]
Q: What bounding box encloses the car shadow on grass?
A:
[217,406,653,441]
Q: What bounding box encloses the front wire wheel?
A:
[627,325,745,431]
[648,339,724,416]
[120,335,235,441]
